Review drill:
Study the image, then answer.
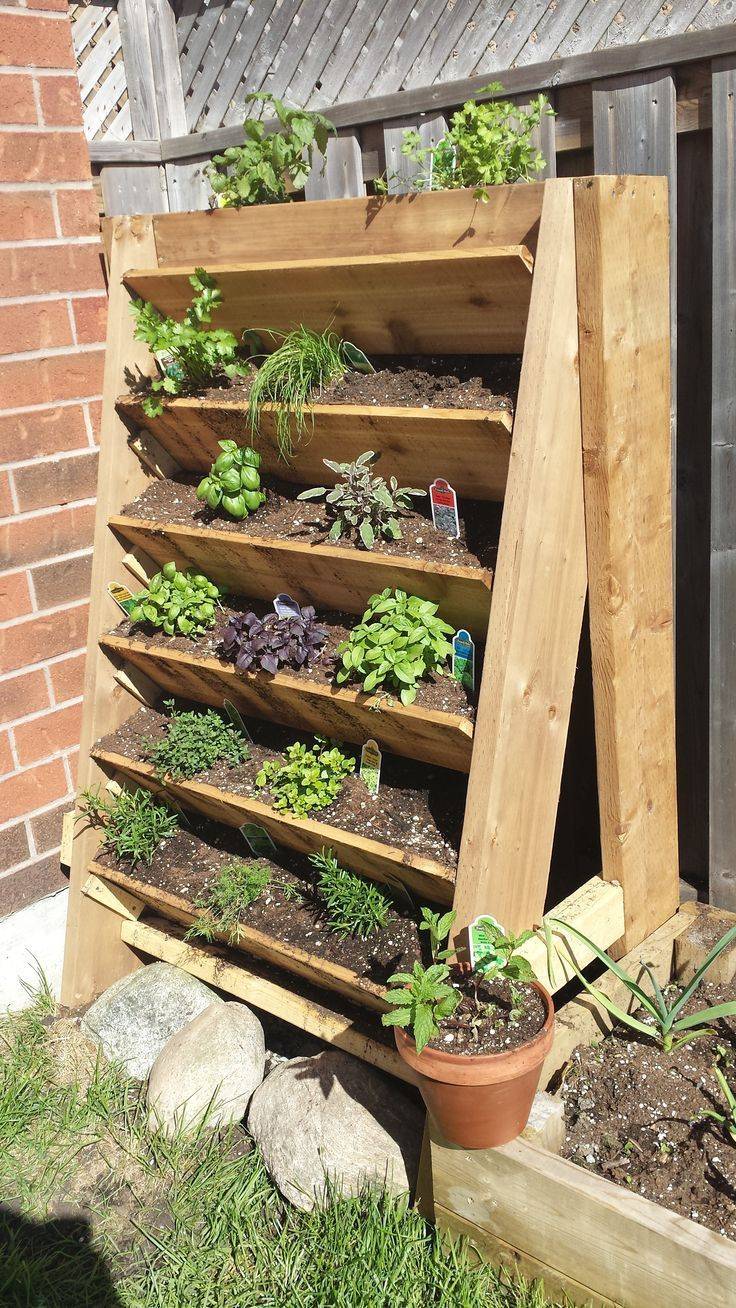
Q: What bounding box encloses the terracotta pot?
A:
[393,981,555,1149]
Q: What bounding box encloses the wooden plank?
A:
[83,873,144,921]
[124,246,534,356]
[150,184,544,266]
[117,396,513,501]
[121,914,410,1081]
[710,56,736,910]
[574,175,679,951]
[90,745,456,904]
[98,634,476,773]
[450,179,587,937]
[517,876,624,996]
[100,164,167,217]
[60,216,161,1009]
[382,114,447,195]
[108,514,493,640]
[303,131,364,200]
[117,0,159,140]
[88,861,388,1013]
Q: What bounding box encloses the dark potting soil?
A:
[425,975,547,1057]
[109,594,476,721]
[120,475,500,573]
[94,820,425,988]
[561,975,736,1239]
[95,703,464,869]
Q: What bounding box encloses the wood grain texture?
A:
[117,396,513,501]
[451,178,588,937]
[574,175,679,950]
[303,131,364,200]
[99,633,475,772]
[108,514,493,639]
[516,876,624,996]
[124,246,534,355]
[90,746,456,904]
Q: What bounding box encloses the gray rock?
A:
[81,962,222,1080]
[147,1001,265,1136]
[248,1049,423,1211]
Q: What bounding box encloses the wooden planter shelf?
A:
[117,397,514,502]
[90,746,457,905]
[109,513,493,638]
[99,632,475,772]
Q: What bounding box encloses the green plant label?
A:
[273,592,302,619]
[223,699,253,742]
[452,628,475,692]
[429,478,460,539]
[360,738,382,796]
[154,349,185,382]
[240,822,278,857]
[469,913,505,971]
[107,581,137,617]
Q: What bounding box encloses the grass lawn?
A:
[0,980,558,1308]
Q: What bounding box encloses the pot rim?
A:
[393,980,555,1086]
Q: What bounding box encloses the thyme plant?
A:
[143,700,249,782]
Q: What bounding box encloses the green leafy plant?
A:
[382,962,460,1054]
[376,83,553,200]
[471,922,537,983]
[697,1051,736,1144]
[419,907,457,962]
[196,440,265,520]
[309,847,391,939]
[78,785,178,869]
[551,919,736,1054]
[335,589,455,706]
[128,561,223,638]
[131,269,247,417]
[248,326,373,460]
[208,92,335,207]
[186,859,300,943]
[255,736,355,818]
[142,700,249,782]
[297,450,425,549]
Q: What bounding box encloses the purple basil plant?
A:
[222,606,328,675]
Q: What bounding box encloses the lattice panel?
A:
[71,1,131,141]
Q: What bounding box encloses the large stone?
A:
[81,962,223,1080]
[147,1001,265,1136]
[247,1049,423,1211]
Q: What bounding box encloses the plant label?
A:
[240,822,278,858]
[154,349,185,382]
[60,810,76,869]
[223,699,253,743]
[108,581,137,617]
[452,628,475,692]
[273,592,303,619]
[469,913,505,971]
[360,738,382,797]
[429,478,460,539]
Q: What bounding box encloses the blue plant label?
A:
[240,822,277,858]
[468,914,505,972]
[429,478,460,539]
[273,593,302,619]
[360,738,382,797]
[108,581,136,617]
[223,699,253,743]
[452,629,475,692]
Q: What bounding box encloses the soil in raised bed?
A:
[425,974,548,1056]
[120,475,501,574]
[561,973,736,1239]
[93,817,426,989]
[95,702,465,870]
[108,595,476,721]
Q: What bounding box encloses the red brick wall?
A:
[0,2,105,915]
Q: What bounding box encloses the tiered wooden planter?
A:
[63,177,684,1297]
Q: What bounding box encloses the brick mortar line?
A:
[0,645,86,689]
[0,236,102,249]
[1,394,103,416]
[0,739,79,785]
[0,8,69,18]
[0,181,94,192]
[0,778,76,834]
[0,496,95,528]
[0,592,88,633]
[0,123,82,134]
[3,692,82,734]
[0,846,64,884]
[1,545,93,575]
[0,447,98,474]
[1,341,104,364]
[0,291,104,307]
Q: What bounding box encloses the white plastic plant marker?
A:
[429,478,460,539]
[240,822,278,858]
[360,739,382,797]
[468,913,505,971]
[452,628,475,692]
[273,593,303,619]
[108,581,137,617]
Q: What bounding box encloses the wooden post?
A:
[61,216,161,1007]
[573,175,679,951]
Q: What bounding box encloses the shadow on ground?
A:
[0,1207,122,1307]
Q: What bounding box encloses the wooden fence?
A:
[69,7,736,911]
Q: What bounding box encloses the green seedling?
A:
[208,92,335,207]
[186,859,300,943]
[255,736,355,818]
[697,1052,736,1144]
[335,588,455,707]
[381,961,460,1054]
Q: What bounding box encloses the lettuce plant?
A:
[335,589,455,705]
[128,561,223,638]
[255,736,355,817]
[208,92,335,207]
[196,440,265,520]
[222,605,327,675]
[297,450,425,549]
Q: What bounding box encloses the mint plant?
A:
[196,440,265,520]
[255,736,355,818]
[128,562,223,638]
[186,859,301,943]
[208,92,335,207]
[419,907,456,962]
[335,589,455,706]
[78,785,178,869]
[143,700,249,782]
[309,847,391,939]
[297,450,425,550]
[382,962,460,1054]
[131,269,247,417]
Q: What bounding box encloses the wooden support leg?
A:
[574,176,679,952]
[61,216,160,1007]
